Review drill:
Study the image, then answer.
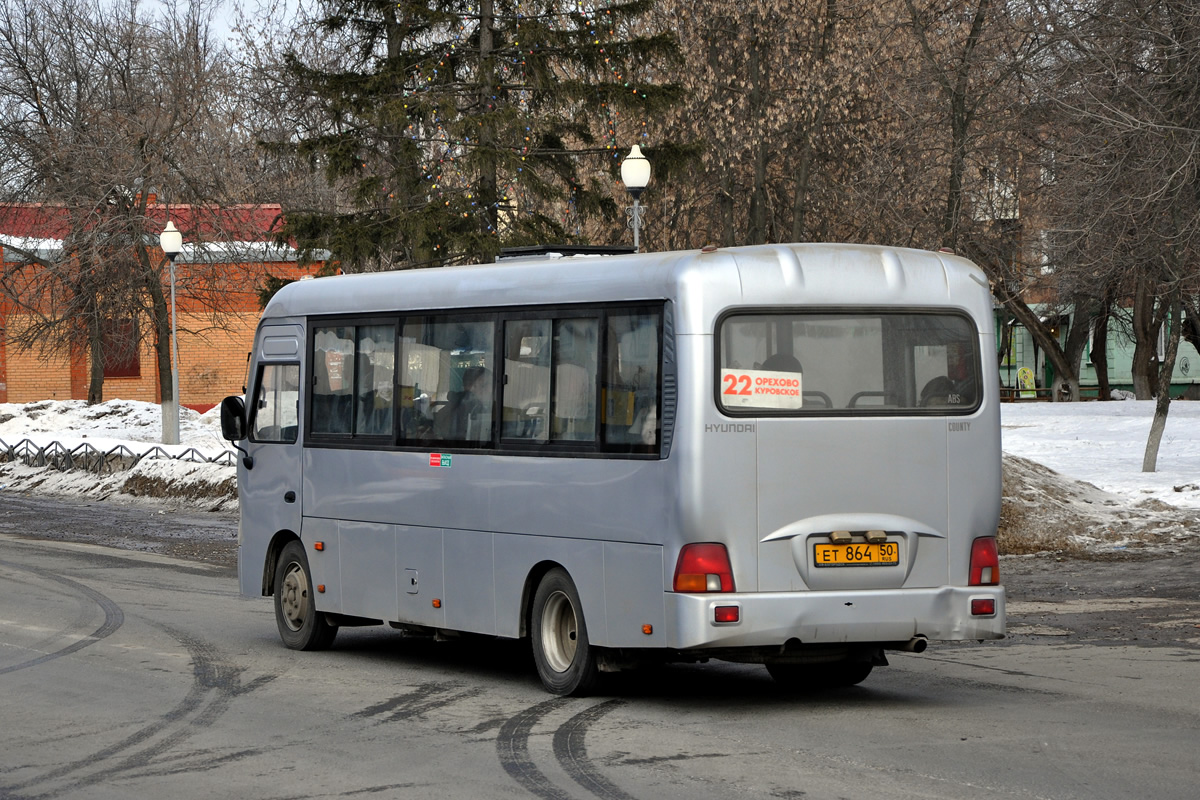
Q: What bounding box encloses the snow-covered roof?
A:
[1,234,325,265]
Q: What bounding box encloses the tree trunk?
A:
[1099,287,1113,400]
[142,258,173,405]
[939,0,990,251]
[791,133,815,242]
[789,0,837,239]
[749,141,769,244]
[477,0,498,237]
[992,282,1083,402]
[1052,300,1094,402]
[1130,275,1159,399]
[719,163,736,247]
[1143,288,1182,472]
[747,31,769,245]
[86,318,104,405]
[943,114,968,251]
[1181,297,1200,355]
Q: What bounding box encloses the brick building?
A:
[0,203,322,411]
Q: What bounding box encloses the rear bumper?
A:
[664,586,1005,650]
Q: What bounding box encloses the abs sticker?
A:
[429,453,452,468]
[720,369,803,410]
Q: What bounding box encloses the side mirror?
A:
[220,395,247,442]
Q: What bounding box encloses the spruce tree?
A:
[276,0,679,270]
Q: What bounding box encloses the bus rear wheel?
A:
[531,568,599,696]
[274,540,337,651]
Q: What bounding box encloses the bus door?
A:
[239,325,304,595]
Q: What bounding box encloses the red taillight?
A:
[971,598,996,616]
[673,543,735,592]
[714,605,740,623]
[969,537,1000,586]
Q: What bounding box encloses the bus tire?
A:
[274,540,337,651]
[531,568,599,696]
[766,661,873,689]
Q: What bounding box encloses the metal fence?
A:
[0,437,236,475]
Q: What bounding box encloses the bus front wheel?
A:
[273,540,337,651]
[531,568,599,696]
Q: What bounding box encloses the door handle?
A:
[284,491,296,503]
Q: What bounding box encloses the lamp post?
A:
[620,144,651,252]
[159,220,183,445]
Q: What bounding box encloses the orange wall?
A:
[2,313,259,410]
[2,315,74,402]
[1,260,319,409]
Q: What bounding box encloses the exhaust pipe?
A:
[884,636,929,653]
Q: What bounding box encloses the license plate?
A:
[814,541,899,567]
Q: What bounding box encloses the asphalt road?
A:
[1,497,1198,800]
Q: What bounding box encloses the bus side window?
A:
[250,363,300,443]
[404,317,495,445]
[312,326,354,435]
[309,323,396,438]
[552,318,598,442]
[500,316,600,444]
[354,325,395,436]
[603,311,660,447]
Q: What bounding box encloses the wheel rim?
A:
[540,590,578,673]
[280,561,309,632]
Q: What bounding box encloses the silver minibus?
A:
[221,242,1005,695]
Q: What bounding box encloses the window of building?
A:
[102,319,140,378]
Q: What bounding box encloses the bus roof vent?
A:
[496,244,635,262]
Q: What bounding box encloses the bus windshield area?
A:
[718,311,980,414]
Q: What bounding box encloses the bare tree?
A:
[1044,0,1200,469]
[646,0,877,250]
[0,0,247,408]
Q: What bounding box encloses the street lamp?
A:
[620,144,651,252]
[159,220,183,446]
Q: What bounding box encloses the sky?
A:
[2,396,1198,509]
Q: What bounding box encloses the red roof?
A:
[0,202,286,242]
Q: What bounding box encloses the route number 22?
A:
[723,373,752,396]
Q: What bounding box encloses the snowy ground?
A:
[0,399,236,512]
[1000,400,1200,509]
[2,397,1198,553]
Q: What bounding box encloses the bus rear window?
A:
[718,312,980,414]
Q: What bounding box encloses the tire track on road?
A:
[552,700,637,800]
[497,697,575,800]
[0,559,124,676]
[497,698,636,800]
[1,623,273,799]
[352,681,485,724]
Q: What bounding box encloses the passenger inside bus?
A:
[919,341,976,407]
[312,350,353,433]
[435,367,493,441]
[355,354,392,435]
[760,352,803,372]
